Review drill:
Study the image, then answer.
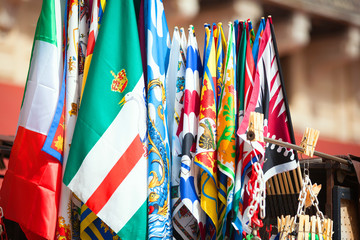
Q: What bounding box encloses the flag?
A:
[63,0,147,239]
[233,21,265,235]
[75,0,120,238]
[232,20,247,236]
[166,27,192,239]
[179,26,205,240]
[214,22,228,235]
[145,0,172,238]
[252,17,266,68]
[0,0,63,239]
[216,22,237,237]
[260,18,298,181]
[55,0,83,238]
[194,25,218,239]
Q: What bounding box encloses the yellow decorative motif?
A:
[111,69,128,93]
[54,135,64,152]
[56,216,71,240]
[69,103,78,116]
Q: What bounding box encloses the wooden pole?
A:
[264,137,348,165]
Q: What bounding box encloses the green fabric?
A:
[64,0,143,184]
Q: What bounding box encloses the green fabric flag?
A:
[63,0,147,239]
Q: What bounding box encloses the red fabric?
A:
[0,126,62,240]
[86,135,143,214]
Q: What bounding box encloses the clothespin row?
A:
[247,112,264,142]
[300,127,320,157]
[295,215,333,240]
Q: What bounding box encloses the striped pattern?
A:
[64,1,147,238]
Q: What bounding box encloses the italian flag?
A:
[63,0,147,239]
[0,0,63,239]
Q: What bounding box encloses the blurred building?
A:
[1,0,360,155]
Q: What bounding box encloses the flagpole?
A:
[264,136,349,165]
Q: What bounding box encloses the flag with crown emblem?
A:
[63,0,148,239]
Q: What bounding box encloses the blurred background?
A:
[0,0,359,156]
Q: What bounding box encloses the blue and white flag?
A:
[145,0,172,239]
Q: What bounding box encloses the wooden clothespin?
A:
[310,216,316,240]
[300,127,320,157]
[247,112,264,142]
[298,215,306,240]
[304,215,310,240]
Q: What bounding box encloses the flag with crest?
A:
[63,0,148,239]
[194,25,218,239]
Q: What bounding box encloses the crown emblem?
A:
[111,69,128,93]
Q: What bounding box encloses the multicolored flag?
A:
[216,22,237,237]
[166,27,193,239]
[55,0,83,238]
[232,21,247,237]
[63,1,148,239]
[213,22,228,234]
[233,21,265,235]
[260,18,298,181]
[194,25,218,239]
[179,26,204,240]
[145,0,172,238]
[0,0,63,239]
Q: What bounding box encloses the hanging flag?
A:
[216,22,237,237]
[232,20,247,236]
[145,0,172,238]
[260,18,298,181]
[214,22,228,233]
[233,21,265,236]
[63,0,148,239]
[0,0,63,239]
[178,26,204,240]
[194,25,218,239]
[166,27,190,239]
[252,17,266,68]
[55,0,82,238]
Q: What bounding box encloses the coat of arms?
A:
[111,69,128,93]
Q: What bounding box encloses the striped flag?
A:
[145,0,172,238]
[0,0,63,239]
[63,1,148,239]
[194,25,218,239]
[216,22,237,237]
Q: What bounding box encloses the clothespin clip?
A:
[300,127,320,157]
[247,112,264,142]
